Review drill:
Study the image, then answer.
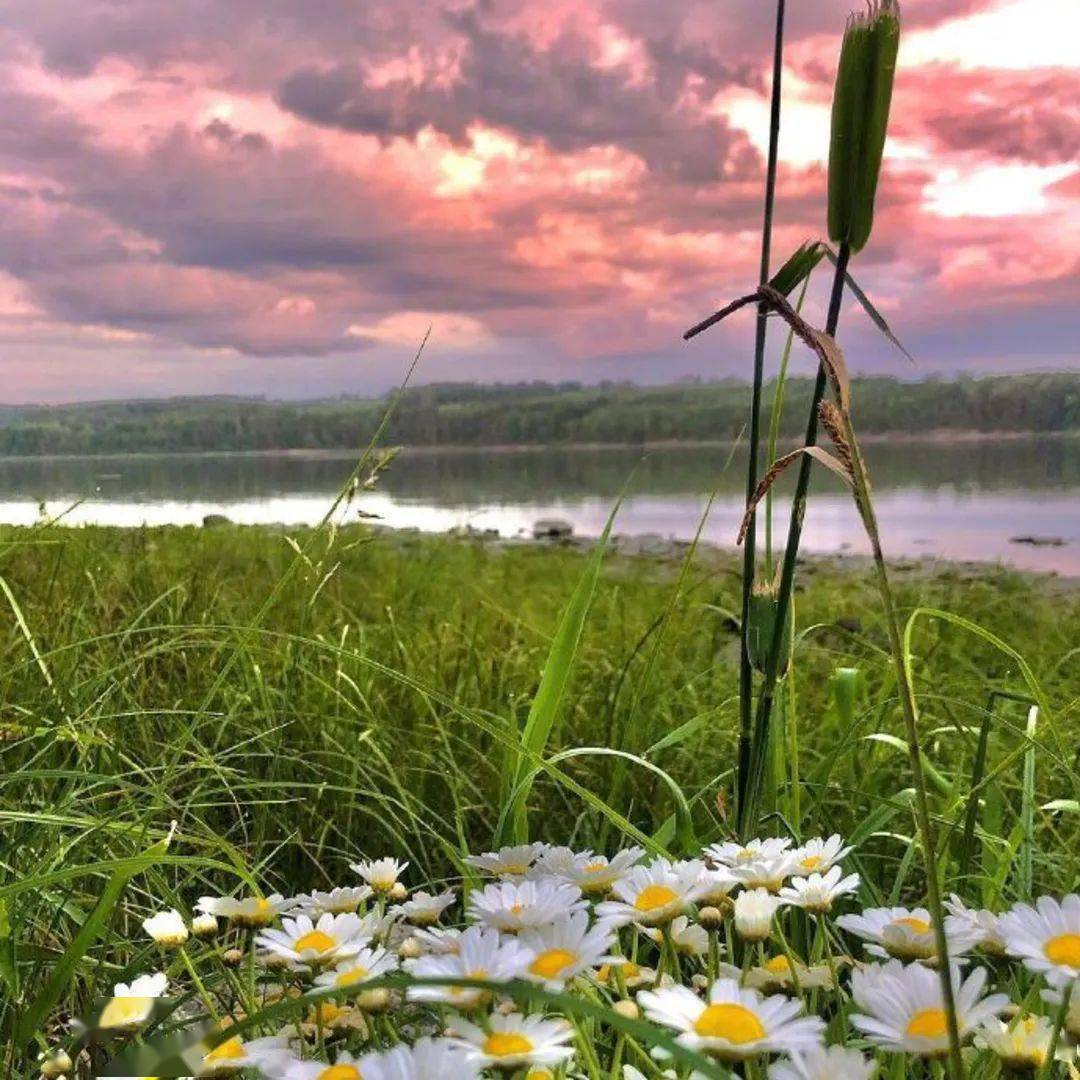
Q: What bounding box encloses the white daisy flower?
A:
[409,926,462,956]
[466,843,548,878]
[196,893,296,929]
[294,886,373,917]
[391,889,456,926]
[769,1045,876,1080]
[707,837,794,867]
[519,910,619,988]
[256,912,372,970]
[200,1031,293,1076]
[698,866,740,904]
[944,894,1006,955]
[596,959,662,990]
[745,955,839,992]
[282,1049,385,1080]
[192,913,219,939]
[596,858,709,927]
[780,868,860,914]
[451,1012,575,1071]
[350,857,408,894]
[638,978,825,1062]
[790,835,853,877]
[975,1015,1072,1072]
[735,888,782,942]
[640,915,709,956]
[998,895,1080,985]
[1042,985,1080,1039]
[313,945,399,992]
[538,846,645,896]
[466,878,585,932]
[730,851,803,892]
[98,972,168,1031]
[407,925,534,1009]
[850,959,1009,1056]
[837,906,979,962]
[142,908,189,949]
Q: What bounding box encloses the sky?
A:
[0,0,1077,403]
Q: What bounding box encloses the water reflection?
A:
[0,437,1076,574]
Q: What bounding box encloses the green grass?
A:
[1,522,1078,1070]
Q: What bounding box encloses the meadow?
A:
[5,0,1080,1076]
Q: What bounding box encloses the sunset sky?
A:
[1,0,1077,402]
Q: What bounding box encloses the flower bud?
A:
[611,999,640,1022]
[398,936,423,960]
[355,987,392,1013]
[388,882,408,902]
[827,0,901,253]
[746,579,789,676]
[734,888,781,943]
[39,1050,72,1079]
[223,947,244,966]
[698,906,725,931]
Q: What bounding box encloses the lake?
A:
[0,436,1077,574]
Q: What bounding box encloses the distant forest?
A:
[0,373,1077,456]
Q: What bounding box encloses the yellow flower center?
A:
[801,855,822,870]
[501,864,530,876]
[634,885,679,912]
[585,861,607,873]
[510,903,526,916]
[294,930,338,954]
[530,948,577,979]
[764,955,793,974]
[99,997,153,1028]
[310,1001,345,1023]
[906,1009,948,1039]
[894,916,932,934]
[318,1067,361,1080]
[1044,934,1080,968]
[206,1037,245,1062]
[336,966,370,986]
[484,1032,534,1057]
[693,1003,766,1044]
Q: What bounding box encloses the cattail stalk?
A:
[737,0,789,820]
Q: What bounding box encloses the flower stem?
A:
[738,242,851,838]
[737,0,788,820]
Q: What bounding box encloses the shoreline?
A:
[0,428,1075,464]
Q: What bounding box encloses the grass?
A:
[3,524,1077,892]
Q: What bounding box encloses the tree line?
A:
[0,373,1076,456]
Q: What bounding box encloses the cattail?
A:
[828,0,901,253]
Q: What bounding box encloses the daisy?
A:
[707,837,793,867]
[640,915,709,956]
[391,889,456,926]
[256,912,372,970]
[837,905,979,962]
[408,925,534,1009]
[698,865,740,905]
[313,945,399,992]
[850,960,1009,1056]
[597,858,709,927]
[1042,985,1080,1039]
[466,843,548,878]
[745,955,838,993]
[780,868,860,914]
[467,878,585,932]
[790,835,853,877]
[199,1031,293,1076]
[595,959,662,990]
[735,888,782,942]
[197,893,296,929]
[142,908,189,949]
[350,857,408,894]
[519,910,619,988]
[98,972,168,1032]
[538,846,645,897]
[944,894,1006,955]
[638,978,825,1062]
[409,926,462,956]
[282,1049,382,1080]
[451,1013,575,1071]
[301,998,368,1037]
[998,895,1080,985]
[730,852,803,892]
[769,1045,877,1080]
[294,886,373,917]
[975,1015,1070,1072]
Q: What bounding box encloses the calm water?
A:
[0,437,1077,574]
